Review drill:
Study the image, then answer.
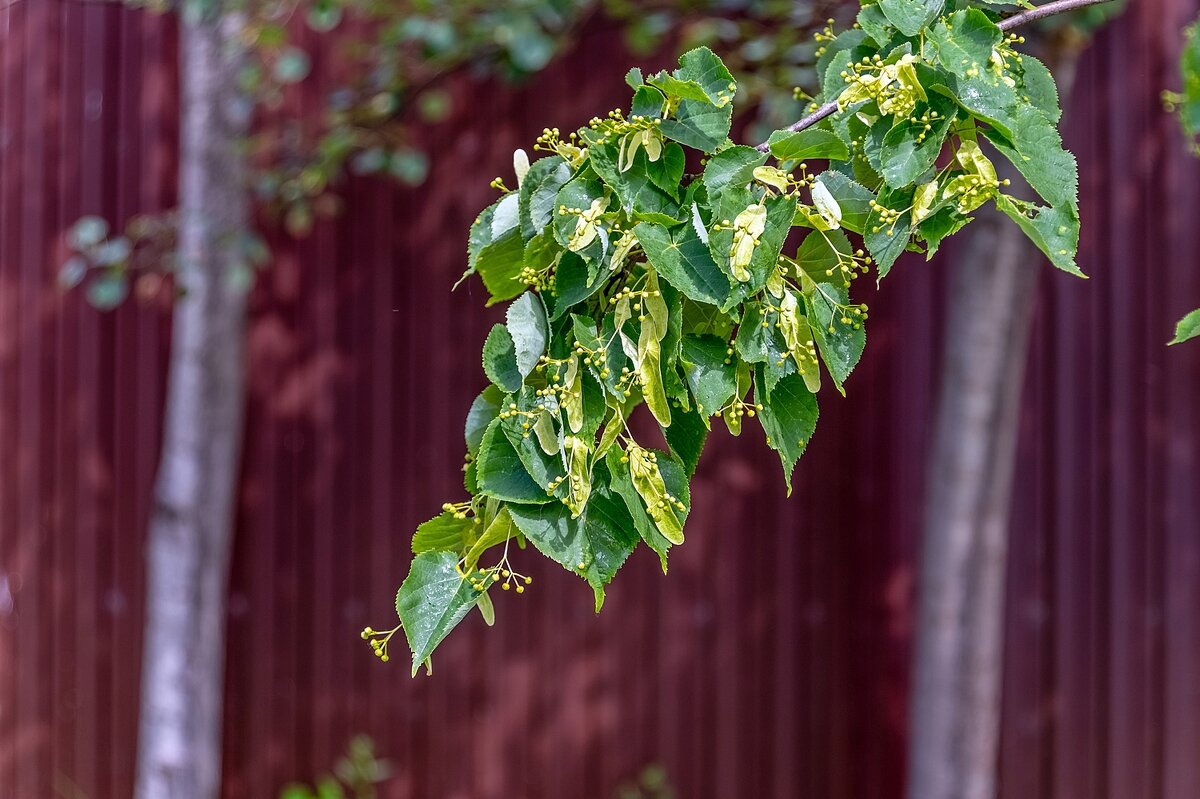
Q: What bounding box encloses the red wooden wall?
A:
[1,1,1198,797]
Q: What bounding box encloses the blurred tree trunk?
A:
[134,6,250,799]
[907,47,1080,799]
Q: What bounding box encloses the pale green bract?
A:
[365,4,1090,673]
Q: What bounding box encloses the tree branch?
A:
[754,0,1115,151]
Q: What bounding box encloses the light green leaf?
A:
[638,337,672,426]
[519,156,572,238]
[879,0,944,37]
[927,10,1001,75]
[412,511,475,555]
[463,507,516,572]
[506,292,549,378]
[627,446,685,545]
[813,171,875,234]
[482,324,522,393]
[1169,308,1200,345]
[994,194,1083,277]
[981,107,1078,209]
[396,551,481,675]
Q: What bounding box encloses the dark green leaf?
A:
[465,384,504,456]
[680,334,737,420]
[635,221,731,306]
[754,371,819,495]
[767,128,850,162]
[702,146,768,195]
[476,419,552,504]
[807,284,867,392]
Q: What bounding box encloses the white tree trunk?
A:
[907,49,1080,799]
[907,207,1038,799]
[134,8,250,799]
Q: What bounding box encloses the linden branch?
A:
[754,0,1117,151]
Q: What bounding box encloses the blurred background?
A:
[2,0,1199,797]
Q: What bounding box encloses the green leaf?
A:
[1012,54,1061,124]
[702,146,768,195]
[635,221,731,306]
[463,507,516,572]
[647,142,686,198]
[880,112,954,188]
[476,419,552,504]
[605,448,688,571]
[507,486,639,612]
[754,372,819,495]
[585,136,681,223]
[627,447,685,545]
[981,107,1078,209]
[552,176,610,262]
[466,387,503,456]
[664,403,708,477]
[766,128,850,162]
[927,10,1001,75]
[856,4,897,49]
[813,172,874,234]
[412,511,475,555]
[680,334,737,420]
[549,252,604,320]
[807,284,867,393]
[707,192,795,308]
[506,292,549,378]
[994,195,1083,277]
[660,100,733,153]
[482,325,523,393]
[917,205,973,259]
[396,551,481,675]
[674,46,737,105]
[499,398,567,493]
[865,186,915,279]
[795,229,854,289]
[466,194,525,304]
[647,73,711,103]
[1169,308,1200,345]
[879,0,944,37]
[519,156,572,238]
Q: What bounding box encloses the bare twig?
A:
[754,0,1116,151]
